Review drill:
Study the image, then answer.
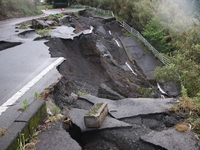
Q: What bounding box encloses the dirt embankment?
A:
[44,11,151,109]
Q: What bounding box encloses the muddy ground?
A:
[36,10,188,149]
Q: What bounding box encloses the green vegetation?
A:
[17,129,38,150]
[45,105,62,123]
[0,0,42,20]
[17,133,26,150]
[34,92,39,100]
[22,99,28,111]
[36,28,50,36]
[137,86,155,98]
[170,89,200,137]
[53,106,60,114]
[77,90,86,96]
[36,4,53,10]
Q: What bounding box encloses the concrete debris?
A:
[80,94,174,119]
[68,108,132,132]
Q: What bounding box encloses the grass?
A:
[137,86,155,98]
[53,106,60,114]
[17,20,32,29]
[34,92,39,100]
[36,28,50,36]
[121,28,137,38]
[17,129,39,150]
[170,89,200,137]
[22,99,28,111]
[77,90,86,97]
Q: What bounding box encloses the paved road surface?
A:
[0,9,83,117]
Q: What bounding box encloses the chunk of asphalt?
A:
[36,122,81,150]
[0,41,22,51]
[80,94,174,119]
[140,128,199,150]
[68,108,132,132]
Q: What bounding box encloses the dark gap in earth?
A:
[0,41,22,51]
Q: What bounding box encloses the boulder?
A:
[32,19,50,29]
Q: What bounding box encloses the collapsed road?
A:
[13,9,200,150]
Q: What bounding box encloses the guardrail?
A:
[121,22,170,65]
[71,5,170,66]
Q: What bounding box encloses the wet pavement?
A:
[0,8,83,150]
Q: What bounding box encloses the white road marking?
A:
[109,30,112,35]
[0,57,65,115]
[114,39,121,47]
[157,83,166,94]
[125,62,137,75]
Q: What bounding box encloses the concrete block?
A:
[84,102,108,128]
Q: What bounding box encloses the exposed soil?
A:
[45,11,152,109]
[39,10,186,149]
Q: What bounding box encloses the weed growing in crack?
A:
[77,91,86,97]
[45,106,63,123]
[22,99,28,111]
[17,130,39,150]
[34,92,39,100]
[53,106,60,114]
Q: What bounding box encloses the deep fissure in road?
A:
[63,113,184,150]
[39,10,185,149]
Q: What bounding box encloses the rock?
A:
[59,15,72,25]
[140,128,199,150]
[164,81,180,97]
[98,83,124,100]
[32,19,50,29]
